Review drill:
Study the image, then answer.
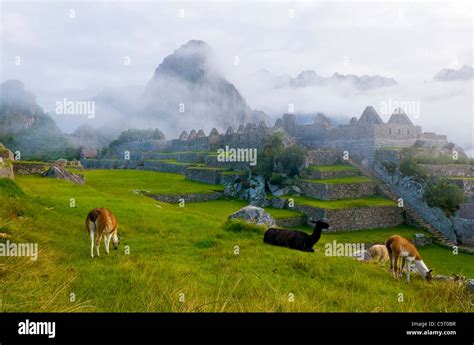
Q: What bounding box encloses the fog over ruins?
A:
[1,1,472,156]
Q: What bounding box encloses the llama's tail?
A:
[86,209,102,234]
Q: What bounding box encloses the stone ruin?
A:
[111,105,448,162]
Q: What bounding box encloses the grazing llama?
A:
[385,235,432,282]
[263,219,329,252]
[368,244,389,263]
[86,208,119,258]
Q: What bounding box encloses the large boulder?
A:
[54,158,68,168]
[228,205,276,227]
[268,182,302,197]
[0,144,14,179]
[0,157,14,179]
[467,279,474,293]
[42,165,85,184]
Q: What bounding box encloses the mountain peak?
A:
[153,40,213,82]
[142,41,266,135]
[0,79,36,107]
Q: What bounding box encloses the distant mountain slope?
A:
[141,40,268,134]
[68,124,115,150]
[434,65,474,81]
[255,69,397,90]
[0,80,79,160]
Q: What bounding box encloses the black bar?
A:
[0,313,473,345]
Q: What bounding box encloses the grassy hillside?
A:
[0,171,473,312]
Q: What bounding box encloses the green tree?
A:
[423,179,467,217]
[275,145,307,177]
[254,130,306,180]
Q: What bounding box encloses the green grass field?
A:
[307,164,358,172]
[1,170,473,312]
[290,195,396,209]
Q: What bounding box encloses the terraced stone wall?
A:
[185,168,223,185]
[293,204,403,231]
[296,180,377,200]
[80,159,139,169]
[13,162,49,175]
[140,161,190,174]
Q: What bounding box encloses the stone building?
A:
[103,105,450,162]
[282,106,447,160]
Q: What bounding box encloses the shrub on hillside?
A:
[275,145,307,178]
[269,173,290,186]
[423,179,467,217]
[254,131,306,180]
[381,161,397,176]
[399,154,427,183]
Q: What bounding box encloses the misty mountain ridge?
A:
[0,80,78,160]
[434,65,474,82]
[254,68,398,90]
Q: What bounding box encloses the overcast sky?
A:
[1,0,473,153]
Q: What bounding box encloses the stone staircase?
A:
[348,158,462,249]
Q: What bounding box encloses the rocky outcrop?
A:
[296,180,377,200]
[0,144,14,179]
[452,217,474,246]
[228,205,276,227]
[42,165,85,184]
[224,175,266,206]
[0,158,14,179]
